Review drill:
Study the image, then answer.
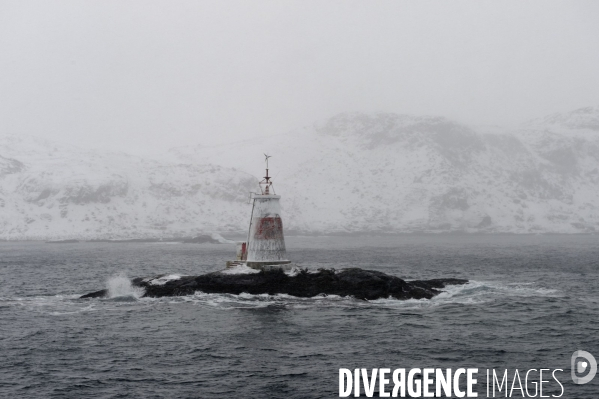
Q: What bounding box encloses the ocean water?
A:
[1,235,598,398]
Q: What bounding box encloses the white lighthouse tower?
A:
[227,155,291,270]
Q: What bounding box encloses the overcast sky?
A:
[1,1,598,154]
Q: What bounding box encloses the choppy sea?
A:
[1,235,598,398]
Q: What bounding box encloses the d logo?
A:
[571,350,597,384]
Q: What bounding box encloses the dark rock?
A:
[80,289,108,299]
[80,268,468,301]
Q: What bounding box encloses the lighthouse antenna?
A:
[264,154,271,177]
[259,154,275,195]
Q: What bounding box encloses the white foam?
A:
[153,290,365,310]
[1,295,99,316]
[285,267,302,276]
[368,280,562,309]
[106,273,145,299]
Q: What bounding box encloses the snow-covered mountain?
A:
[2,106,599,239]
[0,135,256,239]
[170,107,599,234]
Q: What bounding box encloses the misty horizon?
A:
[2,105,597,158]
[1,1,598,155]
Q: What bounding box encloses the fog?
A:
[1,1,598,155]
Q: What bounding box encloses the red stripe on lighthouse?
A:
[255,217,283,240]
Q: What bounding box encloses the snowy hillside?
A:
[170,107,599,234]
[2,107,599,239]
[0,135,256,239]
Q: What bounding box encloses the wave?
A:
[0,278,561,315]
[153,280,562,310]
[106,273,145,299]
[1,295,97,315]
[370,280,562,309]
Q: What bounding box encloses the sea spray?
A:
[106,273,145,299]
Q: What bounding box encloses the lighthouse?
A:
[227,155,291,270]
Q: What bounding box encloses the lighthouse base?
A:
[225,260,292,271]
[247,260,292,271]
